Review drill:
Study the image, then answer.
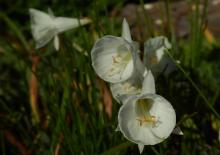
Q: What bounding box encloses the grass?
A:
[0,0,220,154]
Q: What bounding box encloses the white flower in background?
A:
[29,8,91,50]
[118,71,176,153]
[144,36,176,77]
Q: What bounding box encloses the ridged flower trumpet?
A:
[29,8,91,50]
[91,19,140,83]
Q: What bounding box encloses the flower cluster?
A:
[91,19,180,153]
[29,9,181,152]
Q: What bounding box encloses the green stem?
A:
[0,12,31,52]
[166,50,220,120]
[151,147,161,155]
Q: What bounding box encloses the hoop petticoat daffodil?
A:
[91,18,142,83]
[91,35,137,83]
[29,8,91,50]
[118,71,176,154]
[118,94,176,153]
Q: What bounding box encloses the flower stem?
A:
[166,50,220,120]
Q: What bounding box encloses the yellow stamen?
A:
[107,51,131,77]
[122,83,141,94]
[136,99,157,126]
[136,116,157,126]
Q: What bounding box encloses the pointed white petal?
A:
[54,17,91,33]
[54,35,59,51]
[172,127,183,135]
[122,18,132,43]
[164,37,172,49]
[29,8,57,49]
[141,70,156,94]
[115,125,120,132]
[91,35,135,83]
[47,8,54,17]
[138,143,144,154]
[135,56,147,76]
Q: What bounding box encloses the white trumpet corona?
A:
[118,94,176,153]
[91,35,136,83]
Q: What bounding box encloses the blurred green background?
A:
[0,0,220,154]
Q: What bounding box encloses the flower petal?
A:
[54,35,59,51]
[141,70,156,94]
[47,7,55,18]
[138,143,144,154]
[122,18,132,43]
[172,127,184,135]
[29,8,57,49]
[147,94,176,139]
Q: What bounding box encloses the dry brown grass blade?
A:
[4,130,32,155]
[29,55,40,124]
[97,78,113,119]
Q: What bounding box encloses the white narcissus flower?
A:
[91,18,145,83]
[91,35,136,83]
[29,8,91,50]
[118,94,176,153]
[144,36,176,77]
[118,71,176,154]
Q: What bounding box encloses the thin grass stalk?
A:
[0,13,31,52]
[166,50,220,120]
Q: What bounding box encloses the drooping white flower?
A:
[118,70,176,153]
[144,36,176,77]
[29,8,91,50]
